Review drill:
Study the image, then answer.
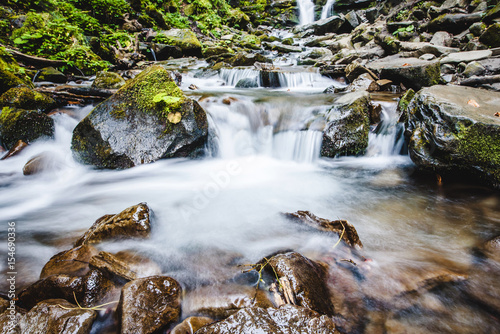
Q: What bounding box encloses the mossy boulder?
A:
[0,58,29,95]
[71,65,208,169]
[424,13,482,34]
[157,29,202,57]
[0,107,54,150]
[321,91,371,157]
[479,23,500,48]
[36,67,67,84]
[367,56,441,90]
[92,71,126,89]
[238,34,261,50]
[0,87,56,112]
[404,85,500,189]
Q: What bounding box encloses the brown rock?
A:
[195,305,336,334]
[18,269,115,310]
[171,316,214,334]
[40,245,99,279]
[0,298,8,314]
[264,252,335,316]
[118,276,181,334]
[19,299,96,334]
[89,251,139,282]
[284,211,363,249]
[0,140,27,160]
[182,284,273,319]
[0,305,25,333]
[74,203,151,246]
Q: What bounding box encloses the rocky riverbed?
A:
[0,0,500,333]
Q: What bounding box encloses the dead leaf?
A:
[467,99,480,108]
[167,112,182,124]
[495,112,500,117]
[402,63,411,67]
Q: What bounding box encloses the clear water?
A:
[0,66,499,333]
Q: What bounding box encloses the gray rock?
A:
[424,13,483,34]
[430,31,453,47]
[263,42,302,53]
[440,50,493,64]
[36,67,67,83]
[469,22,487,37]
[419,53,436,61]
[463,61,486,77]
[195,305,336,334]
[92,71,126,89]
[321,91,371,157]
[19,299,96,334]
[303,34,335,47]
[404,85,500,189]
[293,15,345,36]
[303,48,333,59]
[367,56,441,90]
[479,23,500,48]
[235,77,259,88]
[71,66,208,169]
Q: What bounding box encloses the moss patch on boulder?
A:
[0,87,56,112]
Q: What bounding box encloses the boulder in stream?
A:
[404,85,500,189]
[74,202,151,246]
[91,71,126,90]
[321,90,371,157]
[0,87,57,112]
[40,245,99,279]
[71,65,208,169]
[117,276,181,334]
[195,305,336,334]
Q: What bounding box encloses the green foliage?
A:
[164,12,190,29]
[101,32,134,49]
[56,1,102,35]
[393,25,414,35]
[67,0,131,24]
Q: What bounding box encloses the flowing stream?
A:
[0,60,499,332]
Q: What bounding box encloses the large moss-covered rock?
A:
[71,65,208,169]
[0,87,57,112]
[157,29,202,57]
[36,67,67,83]
[0,50,30,95]
[479,23,500,48]
[195,305,336,334]
[321,91,371,157]
[91,71,126,89]
[404,85,500,189]
[0,107,54,150]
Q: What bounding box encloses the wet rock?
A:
[0,107,54,150]
[19,299,96,333]
[74,203,151,246]
[40,245,99,279]
[22,151,62,175]
[1,139,27,160]
[440,50,492,64]
[195,305,336,334]
[293,15,345,36]
[91,71,126,90]
[171,316,214,334]
[202,46,233,58]
[346,73,375,92]
[263,42,302,53]
[71,65,208,169]
[18,269,115,310]
[0,87,57,112]
[479,23,500,48]
[118,276,181,334]
[0,299,8,314]
[470,22,487,37]
[399,41,459,58]
[0,305,25,333]
[424,13,483,34]
[367,56,441,90]
[284,211,363,249]
[264,252,334,316]
[404,85,500,189]
[158,29,202,57]
[345,62,377,82]
[36,67,67,84]
[463,61,486,77]
[321,91,371,157]
[0,65,28,96]
[182,284,273,319]
[466,259,500,317]
[235,77,258,88]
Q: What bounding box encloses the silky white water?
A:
[321,0,336,19]
[297,0,315,25]
[0,69,499,332]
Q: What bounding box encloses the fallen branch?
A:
[459,75,500,86]
[2,45,67,68]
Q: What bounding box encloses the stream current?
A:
[1,58,499,333]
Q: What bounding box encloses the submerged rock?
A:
[195,305,336,334]
[74,203,151,246]
[284,211,363,249]
[321,91,371,157]
[22,151,62,175]
[0,107,54,150]
[19,299,96,333]
[71,65,208,169]
[404,85,500,188]
[118,276,181,334]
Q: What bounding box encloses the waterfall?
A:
[320,0,336,20]
[366,101,406,157]
[273,130,322,162]
[219,68,259,87]
[298,0,315,25]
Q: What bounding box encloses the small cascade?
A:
[273,130,322,162]
[219,68,259,86]
[298,0,315,25]
[366,101,406,157]
[150,47,157,61]
[320,0,336,20]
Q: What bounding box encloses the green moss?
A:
[398,88,415,114]
[456,122,500,167]
[0,106,22,129]
[425,62,441,86]
[0,87,56,112]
